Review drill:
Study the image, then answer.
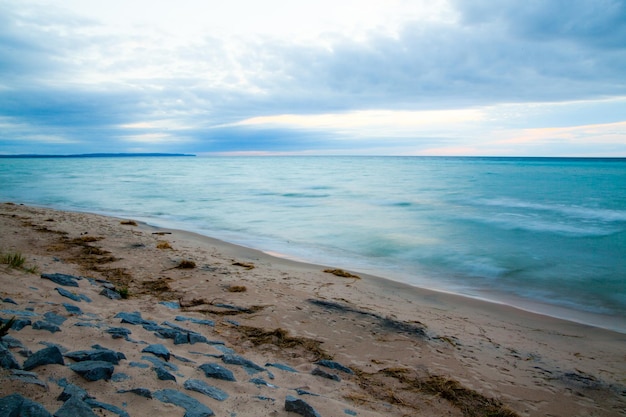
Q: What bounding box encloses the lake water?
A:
[1,156,624,332]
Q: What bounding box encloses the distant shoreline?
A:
[0,152,196,158]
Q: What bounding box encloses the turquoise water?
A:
[1,156,625,330]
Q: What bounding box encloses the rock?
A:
[85,398,130,417]
[62,303,83,315]
[2,297,18,305]
[23,346,65,371]
[43,312,67,326]
[0,343,21,369]
[10,370,48,388]
[65,348,123,364]
[0,308,38,317]
[54,397,98,417]
[56,287,82,302]
[115,311,157,327]
[184,379,229,401]
[249,377,277,388]
[100,288,122,300]
[199,363,236,381]
[41,273,80,287]
[6,318,31,331]
[142,344,170,361]
[57,383,90,402]
[69,360,114,381]
[117,387,152,399]
[285,395,321,417]
[1,335,25,349]
[32,321,61,333]
[129,361,149,368]
[153,389,215,417]
[175,316,215,327]
[314,359,354,374]
[106,327,132,339]
[312,367,340,381]
[159,301,180,309]
[0,393,52,417]
[222,353,265,374]
[154,366,177,381]
[266,362,298,373]
[142,355,178,371]
[295,389,320,396]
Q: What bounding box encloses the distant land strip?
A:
[0,153,196,158]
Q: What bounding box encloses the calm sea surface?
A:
[1,156,625,331]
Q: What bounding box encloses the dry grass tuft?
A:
[226,285,247,293]
[323,268,361,279]
[156,241,173,249]
[176,260,196,269]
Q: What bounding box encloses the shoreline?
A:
[7,199,626,335]
[1,203,625,416]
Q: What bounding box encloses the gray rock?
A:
[249,377,277,388]
[153,389,215,417]
[54,397,97,417]
[314,359,354,374]
[65,348,123,364]
[142,344,170,361]
[100,288,122,300]
[0,343,21,369]
[154,366,177,381]
[266,362,298,373]
[1,335,25,349]
[199,363,236,381]
[2,297,17,305]
[115,311,157,327]
[106,327,132,339]
[2,317,31,331]
[32,321,61,333]
[69,360,114,381]
[183,379,229,401]
[10,370,48,388]
[175,315,215,326]
[56,287,82,302]
[85,399,130,417]
[0,393,52,417]
[57,383,90,402]
[222,353,265,374]
[41,273,80,287]
[312,367,340,381]
[285,395,321,417]
[141,355,178,371]
[43,312,67,326]
[117,387,152,399]
[129,361,149,368]
[0,308,38,317]
[62,303,83,315]
[23,346,65,371]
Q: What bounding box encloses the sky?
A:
[1,0,625,156]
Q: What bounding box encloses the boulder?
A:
[65,348,123,364]
[54,397,97,417]
[0,393,52,417]
[183,379,229,401]
[142,344,170,361]
[153,389,214,417]
[69,360,114,381]
[154,366,177,381]
[41,273,80,287]
[23,346,65,371]
[199,363,236,381]
[285,395,321,417]
[0,343,21,369]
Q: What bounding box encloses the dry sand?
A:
[0,202,624,416]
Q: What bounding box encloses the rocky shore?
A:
[1,203,624,416]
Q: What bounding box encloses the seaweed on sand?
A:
[236,325,333,361]
[353,367,519,417]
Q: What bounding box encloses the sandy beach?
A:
[1,202,624,417]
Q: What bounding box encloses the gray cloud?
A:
[0,0,625,154]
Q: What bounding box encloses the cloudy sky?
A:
[1,0,625,156]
